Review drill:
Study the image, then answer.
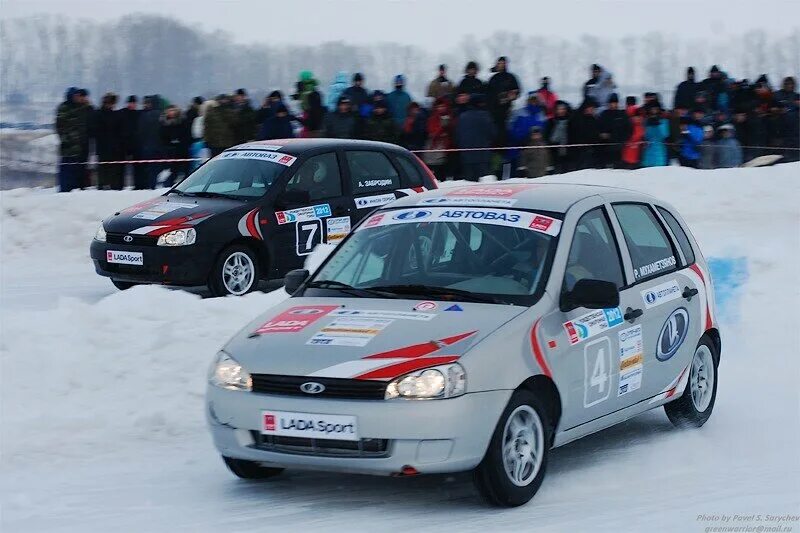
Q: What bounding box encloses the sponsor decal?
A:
[106,250,143,266]
[306,317,393,347]
[254,305,338,334]
[217,150,297,166]
[232,143,282,151]
[325,216,351,244]
[330,309,435,321]
[618,325,644,396]
[634,256,677,280]
[363,213,385,228]
[413,301,437,311]
[444,304,463,312]
[418,196,518,207]
[356,206,562,236]
[656,307,690,361]
[355,193,397,209]
[132,201,197,221]
[261,410,358,441]
[445,184,536,197]
[563,307,624,345]
[275,204,332,225]
[641,279,681,309]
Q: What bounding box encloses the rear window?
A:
[613,203,678,282]
[657,206,695,265]
[346,151,401,193]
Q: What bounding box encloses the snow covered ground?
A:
[1,165,799,532]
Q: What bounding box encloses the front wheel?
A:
[664,336,719,428]
[473,389,552,507]
[209,245,260,297]
[222,456,284,480]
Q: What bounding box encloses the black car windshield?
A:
[173,151,293,198]
[308,207,562,306]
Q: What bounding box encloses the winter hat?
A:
[394,74,405,86]
[65,87,79,101]
[756,74,769,86]
[353,73,364,82]
[192,96,204,106]
[527,90,538,100]
[102,92,118,106]
[626,96,637,106]
[235,88,247,96]
[438,64,447,71]
[299,71,314,82]
[465,61,479,73]
[607,93,619,104]
[126,95,137,103]
[490,56,508,72]
[591,64,601,72]
[710,65,720,74]
[76,88,89,97]
[269,90,283,100]
[717,123,734,132]
[372,90,386,100]
[337,96,351,105]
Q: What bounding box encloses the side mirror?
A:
[277,189,311,208]
[284,269,310,295]
[562,279,620,312]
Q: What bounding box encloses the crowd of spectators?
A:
[55,59,800,191]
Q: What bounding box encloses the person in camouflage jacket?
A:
[204,94,237,156]
[55,87,92,191]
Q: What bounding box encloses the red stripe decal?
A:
[412,186,425,193]
[665,366,689,398]
[689,264,713,330]
[530,318,552,378]
[355,355,460,380]
[246,209,260,240]
[363,330,477,360]
[146,224,191,236]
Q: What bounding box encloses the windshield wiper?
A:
[305,280,398,299]
[367,284,510,305]
[165,189,187,196]
[185,191,239,200]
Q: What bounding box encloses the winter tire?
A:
[473,389,552,507]
[664,335,719,428]
[209,245,260,297]
[222,456,284,480]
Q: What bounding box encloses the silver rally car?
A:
[206,182,720,506]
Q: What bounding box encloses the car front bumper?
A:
[90,239,216,286]
[206,385,512,476]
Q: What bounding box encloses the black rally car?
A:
[90,139,438,296]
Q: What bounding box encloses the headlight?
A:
[385,363,466,400]
[157,228,196,246]
[209,352,252,391]
[94,224,107,242]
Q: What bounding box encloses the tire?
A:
[473,389,552,507]
[664,335,719,428]
[111,280,138,290]
[209,245,260,297]
[222,456,284,480]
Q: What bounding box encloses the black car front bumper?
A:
[90,239,217,286]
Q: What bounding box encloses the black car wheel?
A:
[473,389,552,507]
[222,456,284,480]
[111,280,138,291]
[209,245,260,297]
[664,335,719,428]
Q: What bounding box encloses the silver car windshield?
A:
[174,157,285,198]
[311,210,560,306]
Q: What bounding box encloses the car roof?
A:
[225,138,407,156]
[389,181,654,213]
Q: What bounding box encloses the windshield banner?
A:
[357,207,562,236]
[216,150,297,166]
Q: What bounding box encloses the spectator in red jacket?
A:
[621,97,644,169]
[536,77,559,119]
[425,96,456,180]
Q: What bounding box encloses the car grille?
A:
[250,432,390,458]
[106,232,158,246]
[251,374,387,400]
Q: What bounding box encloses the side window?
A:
[657,206,696,265]
[564,208,625,292]
[395,156,424,187]
[613,203,678,282]
[346,151,401,194]
[285,152,342,201]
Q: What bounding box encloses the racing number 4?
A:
[296,220,322,256]
[584,337,611,407]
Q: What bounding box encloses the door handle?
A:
[624,307,643,323]
[682,287,699,301]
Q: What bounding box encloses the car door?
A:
[344,150,406,221]
[540,205,641,430]
[272,152,352,273]
[609,202,702,401]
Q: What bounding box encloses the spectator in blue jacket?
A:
[327,72,349,111]
[678,114,705,167]
[642,104,670,167]
[715,124,742,168]
[258,103,295,140]
[507,92,545,170]
[386,75,412,127]
[456,94,496,181]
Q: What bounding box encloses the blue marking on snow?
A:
[707,257,748,323]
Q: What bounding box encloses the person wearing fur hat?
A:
[93,92,125,190]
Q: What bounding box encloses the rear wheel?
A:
[111,280,138,290]
[222,456,284,480]
[664,336,719,428]
[473,389,551,507]
[209,245,260,297]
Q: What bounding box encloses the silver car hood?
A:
[224,297,527,380]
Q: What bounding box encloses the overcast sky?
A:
[3,0,798,49]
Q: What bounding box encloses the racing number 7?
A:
[296,220,322,256]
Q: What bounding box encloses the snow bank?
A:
[1,164,798,531]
